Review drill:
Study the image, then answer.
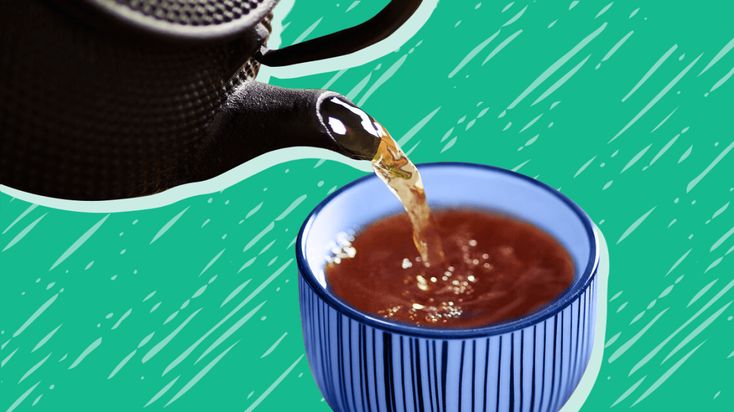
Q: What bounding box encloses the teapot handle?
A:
[256,0,422,67]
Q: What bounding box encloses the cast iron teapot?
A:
[0,0,421,200]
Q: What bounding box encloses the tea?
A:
[323,110,572,327]
[326,209,574,328]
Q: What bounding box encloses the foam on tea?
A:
[326,209,574,328]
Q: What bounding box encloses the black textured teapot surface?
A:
[0,0,421,200]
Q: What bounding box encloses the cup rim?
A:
[296,162,600,339]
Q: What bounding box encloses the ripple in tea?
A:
[326,209,574,328]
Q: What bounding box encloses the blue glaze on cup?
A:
[297,163,600,412]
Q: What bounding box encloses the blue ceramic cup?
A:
[297,163,599,412]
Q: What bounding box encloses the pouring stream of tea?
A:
[319,96,444,266]
[370,126,445,266]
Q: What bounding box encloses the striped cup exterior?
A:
[298,272,597,412]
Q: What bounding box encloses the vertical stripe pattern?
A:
[299,276,597,412]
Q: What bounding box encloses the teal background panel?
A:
[2,1,734,410]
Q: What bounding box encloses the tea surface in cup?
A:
[326,209,574,328]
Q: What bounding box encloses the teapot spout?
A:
[195,81,382,181]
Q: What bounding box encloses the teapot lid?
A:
[64,0,278,41]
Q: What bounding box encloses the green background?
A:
[2,0,733,410]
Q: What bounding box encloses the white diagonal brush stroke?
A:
[3,213,47,252]
[507,23,607,110]
[610,54,701,143]
[68,337,103,369]
[708,65,734,93]
[244,355,304,412]
[519,114,543,134]
[357,54,409,105]
[221,279,253,308]
[711,226,734,252]
[699,37,734,75]
[199,249,225,276]
[482,30,523,65]
[661,301,732,363]
[293,18,322,43]
[621,144,652,173]
[144,376,180,408]
[275,195,307,221]
[2,348,18,368]
[165,341,240,407]
[651,107,678,132]
[628,279,734,376]
[617,207,656,244]
[532,54,591,106]
[13,293,59,338]
[448,30,500,78]
[621,45,678,102]
[687,279,719,307]
[50,214,109,270]
[112,308,133,330]
[18,353,51,383]
[665,249,691,277]
[346,73,372,101]
[608,308,668,363]
[245,202,263,220]
[648,132,682,166]
[150,207,189,245]
[595,2,614,18]
[243,222,275,252]
[611,376,646,407]
[686,140,734,192]
[260,332,288,359]
[162,261,292,376]
[6,381,40,412]
[631,341,705,406]
[574,156,597,178]
[2,204,38,234]
[602,30,634,62]
[108,349,137,379]
[195,302,265,363]
[398,107,442,146]
[502,5,527,27]
[142,309,202,364]
[32,324,62,352]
